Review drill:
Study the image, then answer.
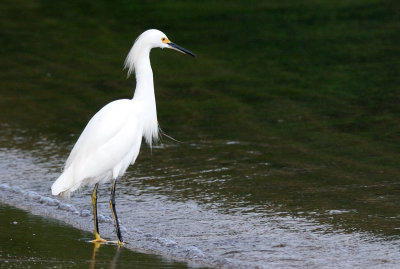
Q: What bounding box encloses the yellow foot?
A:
[90,237,107,244]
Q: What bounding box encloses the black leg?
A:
[91,183,106,243]
[109,180,123,245]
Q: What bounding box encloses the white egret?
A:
[51,29,195,245]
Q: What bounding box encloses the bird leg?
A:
[109,180,124,246]
[90,183,106,243]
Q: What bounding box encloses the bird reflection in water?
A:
[90,242,122,269]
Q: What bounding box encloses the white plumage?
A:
[51,29,194,244]
[51,99,143,196]
[52,29,194,196]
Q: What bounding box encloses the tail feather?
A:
[51,168,77,198]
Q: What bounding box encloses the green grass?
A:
[1,0,399,234]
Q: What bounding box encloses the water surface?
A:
[0,204,193,269]
[1,129,399,268]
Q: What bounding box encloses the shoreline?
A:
[0,183,222,269]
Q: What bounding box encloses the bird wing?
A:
[65,99,142,180]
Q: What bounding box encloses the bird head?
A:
[124,29,195,77]
[147,29,195,57]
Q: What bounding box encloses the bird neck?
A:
[133,51,154,101]
[132,50,159,146]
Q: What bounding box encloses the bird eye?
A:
[161,37,169,43]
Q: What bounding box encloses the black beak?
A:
[168,42,195,57]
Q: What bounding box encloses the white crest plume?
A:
[124,35,140,77]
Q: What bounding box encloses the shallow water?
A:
[0,204,193,269]
[1,129,399,268]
